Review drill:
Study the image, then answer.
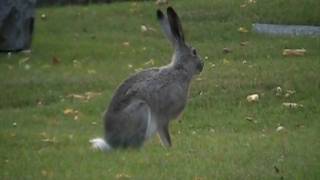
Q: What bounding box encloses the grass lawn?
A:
[1,0,320,179]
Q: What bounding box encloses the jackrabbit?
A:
[90,7,203,151]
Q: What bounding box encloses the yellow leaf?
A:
[238,27,249,33]
[223,58,230,64]
[64,108,75,115]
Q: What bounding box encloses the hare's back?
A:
[107,68,159,113]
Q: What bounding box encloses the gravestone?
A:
[252,23,320,37]
[0,0,36,52]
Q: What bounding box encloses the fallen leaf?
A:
[115,173,131,179]
[282,49,306,57]
[67,92,102,102]
[209,62,215,68]
[67,94,86,100]
[156,0,169,5]
[275,86,282,96]
[240,4,247,8]
[222,58,230,64]
[19,57,30,65]
[276,126,285,132]
[223,48,232,54]
[141,25,148,32]
[284,90,296,98]
[134,68,143,72]
[24,64,31,70]
[41,138,56,143]
[40,13,47,20]
[85,91,102,99]
[122,42,130,47]
[246,94,259,102]
[87,69,96,74]
[282,102,303,108]
[194,176,206,180]
[52,56,60,65]
[63,108,78,115]
[240,41,249,46]
[238,27,249,33]
[245,116,257,123]
[144,59,155,66]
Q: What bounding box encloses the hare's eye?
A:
[192,49,197,55]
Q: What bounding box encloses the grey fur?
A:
[102,7,204,149]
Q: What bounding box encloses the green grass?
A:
[1,0,320,179]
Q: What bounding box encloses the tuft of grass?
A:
[1,0,320,179]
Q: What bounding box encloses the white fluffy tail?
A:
[89,138,112,152]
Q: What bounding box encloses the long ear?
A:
[167,7,185,44]
[157,9,176,47]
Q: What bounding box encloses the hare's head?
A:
[157,7,204,75]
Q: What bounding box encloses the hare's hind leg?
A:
[106,99,151,148]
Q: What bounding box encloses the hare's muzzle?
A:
[197,61,204,73]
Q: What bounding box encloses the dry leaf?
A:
[223,58,230,64]
[275,86,282,96]
[284,90,295,98]
[122,42,130,47]
[67,94,86,100]
[248,0,256,4]
[141,25,148,32]
[245,116,257,123]
[64,108,74,115]
[87,69,96,74]
[24,64,31,70]
[238,27,249,33]
[41,13,47,20]
[85,91,102,99]
[276,126,285,132]
[240,41,249,46]
[247,94,259,102]
[223,48,232,54]
[41,137,56,143]
[209,62,215,68]
[115,173,131,179]
[134,68,143,72]
[240,4,247,8]
[19,57,30,65]
[156,0,169,5]
[144,59,155,66]
[282,49,306,57]
[63,108,79,116]
[282,102,303,108]
[52,56,60,65]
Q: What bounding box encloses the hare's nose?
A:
[197,61,204,72]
